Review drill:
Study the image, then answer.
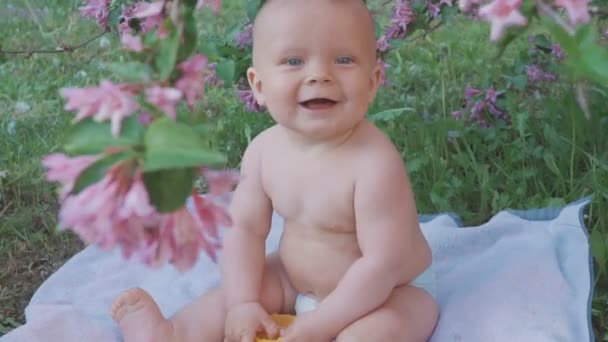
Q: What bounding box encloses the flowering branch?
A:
[0,31,109,56]
[41,0,238,272]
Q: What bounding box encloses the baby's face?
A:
[248,0,381,141]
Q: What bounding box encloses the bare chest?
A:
[262,158,356,233]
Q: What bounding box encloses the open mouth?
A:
[299,98,338,110]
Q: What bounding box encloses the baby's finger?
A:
[261,314,279,337]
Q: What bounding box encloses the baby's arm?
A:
[221,136,273,307]
[313,145,432,335]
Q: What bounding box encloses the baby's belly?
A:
[279,223,361,299]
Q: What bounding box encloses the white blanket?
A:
[1,198,594,342]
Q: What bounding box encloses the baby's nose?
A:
[305,67,333,84]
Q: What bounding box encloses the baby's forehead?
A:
[252,0,375,49]
[253,0,373,32]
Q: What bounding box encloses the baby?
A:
[110,0,439,341]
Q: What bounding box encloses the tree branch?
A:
[0,30,109,57]
[408,21,443,42]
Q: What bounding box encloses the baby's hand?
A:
[224,302,279,342]
[280,311,334,342]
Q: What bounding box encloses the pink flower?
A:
[138,112,154,125]
[142,188,234,269]
[55,162,232,269]
[132,1,164,18]
[376,35,391,52]
[118,173,157,219]
[197,0,222,12]
[377,58,390,86]
[42,153,98,197]
[235,23,254,48]
[60,80,139,137]
[59,171,124,247]
[464,84,481,100]
[191,194,231,259]
[121,33,143,52]
[526,64,558,82]
[131,1,166,38]
[176,54,208,109]
[237,89,265,112]
[79,0,110,29]
[45,152,237,271]
[204,63,223,87]
[202,168,240,196]
[485,87,498,102]
[386,0,414,39]
[145,86,183,119]
[551,44,565,60]
[427,3,442,19]
[555,0,590,25]
[478,0,528,41]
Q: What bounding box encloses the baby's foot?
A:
[111,288,174,342]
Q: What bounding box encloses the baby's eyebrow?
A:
[275,47,306,56]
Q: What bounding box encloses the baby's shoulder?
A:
[243,124,282,156]
[351,121,404,167]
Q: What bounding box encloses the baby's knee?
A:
[336,313,403,342]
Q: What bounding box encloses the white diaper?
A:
[295,293,320,314]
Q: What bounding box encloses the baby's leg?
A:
[336,285,438,342]
[111,253,296,342]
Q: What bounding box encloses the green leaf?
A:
[144,118,226,172]
[143,31,159,46]
[155,22,181,81]
[179,8,198,60]
[71,151,134,194]
[576,26,608,83]
[144,167,196,213]
[246,0,262,20]
[510,74,528,91]
[63,116,145,155]
[515,111,529,138]
[368,107,414,122]
[199,39,220,60]
[520,0,537,17]
[532,34,552,52]
[103,62,152,83]
[542,152,561,177]
[108,4,122,31]
[574,23,594,45]
[182,0,198,7]
[215,59,236,86]
[405,157,427,174]
[494,30,521,59]
[138,97,167,119]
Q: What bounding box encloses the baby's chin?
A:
[280,118,365,143]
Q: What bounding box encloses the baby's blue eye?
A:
[336,56,354,64]
[286,58,303,66]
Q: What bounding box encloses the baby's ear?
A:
[369,61,383,100]
[247,67,265,106]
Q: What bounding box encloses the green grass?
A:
[1,0,607,338]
